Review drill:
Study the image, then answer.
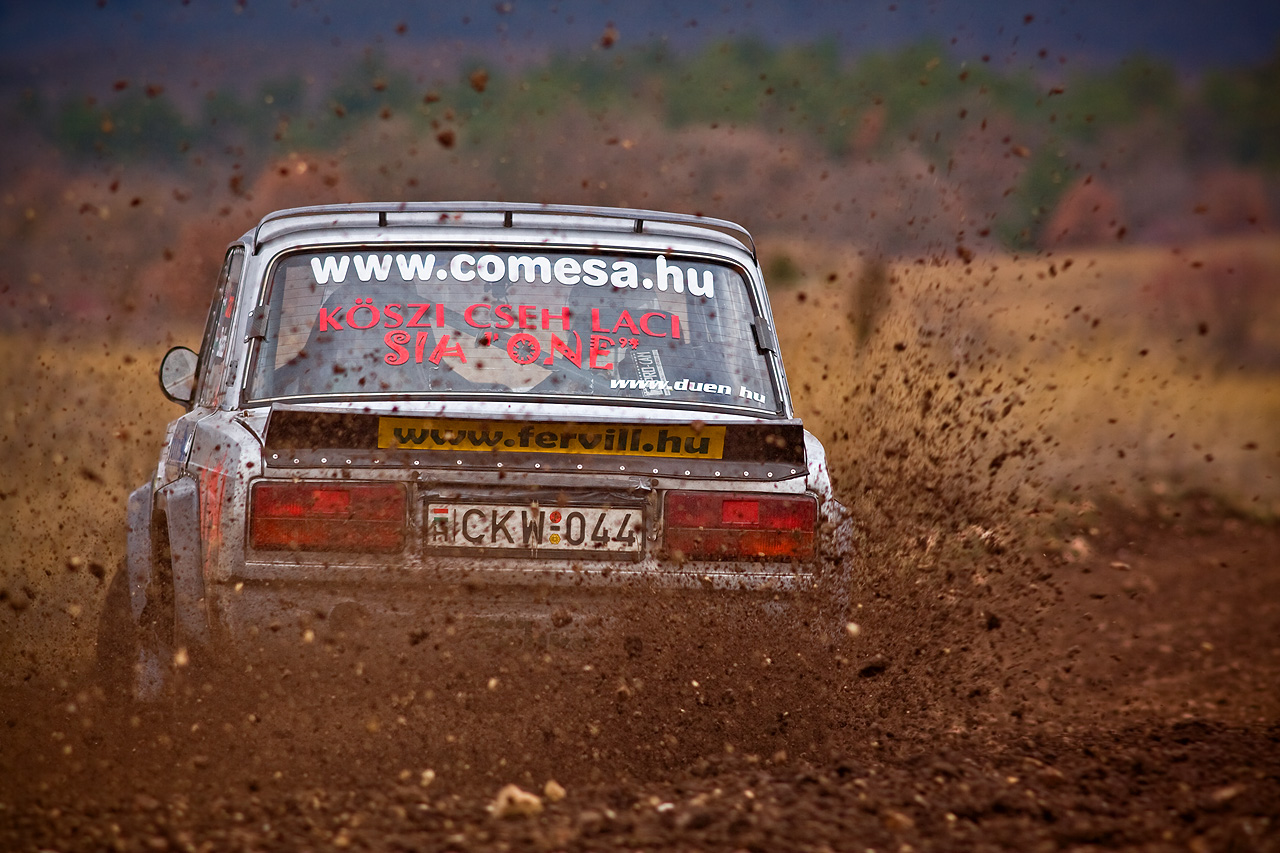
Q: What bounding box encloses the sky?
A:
[3,0,1279,101]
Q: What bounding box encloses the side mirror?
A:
[159,346,199,406]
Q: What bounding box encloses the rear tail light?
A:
[250,481,406,553]
[663,491,817,561]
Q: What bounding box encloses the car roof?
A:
[243,202,758,261]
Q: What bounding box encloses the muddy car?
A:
[98,202,850,698]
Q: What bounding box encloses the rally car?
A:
[98,202,851,698]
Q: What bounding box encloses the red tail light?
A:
[663,491,817,561]
[250,481,406,553]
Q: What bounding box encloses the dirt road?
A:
[2,504,1276,852]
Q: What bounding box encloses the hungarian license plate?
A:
[424,502,644,557]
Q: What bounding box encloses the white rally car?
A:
[99,203,851,698]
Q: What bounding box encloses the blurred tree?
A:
[53,96,104,157]
[761,40,850,153]
[1203,40,1280,167]
[664,38,772,126]
[998,143,1074,248]
[53,91,187,162]
[326,51,415,126]
[198,88,258,158]
[104,92,188,162]
[845,43,961,143]
[201,88,251,133]
[1055,55,1179,141]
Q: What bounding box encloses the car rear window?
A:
[245,248,780,412]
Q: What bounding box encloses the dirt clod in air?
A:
[489,784,543,818]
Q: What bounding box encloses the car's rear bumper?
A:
[209,574,820,658]
[209,556,819,647]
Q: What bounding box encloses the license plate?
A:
[424,502,644,557]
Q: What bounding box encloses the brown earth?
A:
[0,506,1277,852]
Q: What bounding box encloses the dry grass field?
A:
[769,235,1280,522]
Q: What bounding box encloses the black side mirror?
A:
[159,346,199,406]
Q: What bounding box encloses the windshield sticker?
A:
[625,348,670,398]
[310,252,716,298]
[378,417,726,459]
[606,378,738,396]
[310,298,686,372]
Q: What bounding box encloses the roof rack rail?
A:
[250,201,757,259]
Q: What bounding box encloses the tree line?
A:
[13,36,1279,247]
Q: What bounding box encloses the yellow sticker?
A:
[379,417,726,460]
